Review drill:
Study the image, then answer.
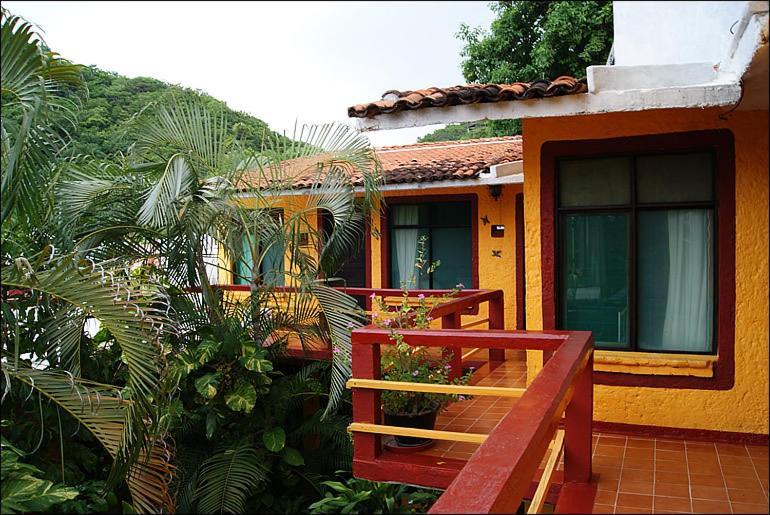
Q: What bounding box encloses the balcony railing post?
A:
[352,337,381,462]
[564,351,593,484]
[442,313,462,380]
[488,293,505,363]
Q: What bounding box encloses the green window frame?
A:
[388,201,473,290]
[557,152,717,354]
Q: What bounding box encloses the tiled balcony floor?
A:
[410,351,770,514]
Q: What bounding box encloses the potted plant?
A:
[369,237,472,447]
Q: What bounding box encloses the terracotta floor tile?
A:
[655,460,688,473]
[654,482,691,499]
[720,454,755,467]
[597,478,620,492]
[601,435,628,447]
[591,503,615,513]
[653,496,692,512]
[615,507,651,514]
[621,468,655,483]
[655,471,690,485]
[690,484,729,500]
[690,473,726,487]
[690,498,733,513]
[725,474,764,490]
[595,455,626,468]
[449,441,480,453]
[625,457,656,471]
[717,443,750,456]
[656,440,686,452]
[747,446,769,458]
[728,487,769,504]
[594,489,618,505]
[656,449,686,462]
[596,445,626,458]
[616,493,654,509]
[627,447,655,461]
[686,442,717,452]
[620,480,654,495]
[596,467,623,481]
[688,462,722,476]
[627,438,655,449]
[730,501,770,514]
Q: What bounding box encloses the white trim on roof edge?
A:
[353,79,742,132]
[353,2,768,132]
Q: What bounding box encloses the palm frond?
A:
[309,283,366,417]
[1,249,168,477]
[2,367,174,513]
[194,442,268,514]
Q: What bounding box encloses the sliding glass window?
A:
[558,152,715,354]
[389,201,472,289]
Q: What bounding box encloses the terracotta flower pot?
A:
[383,403,439,447]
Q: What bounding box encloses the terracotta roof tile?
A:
[239,136,522,190]
[348,76,587,118]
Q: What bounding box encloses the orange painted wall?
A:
[522,108,769,435]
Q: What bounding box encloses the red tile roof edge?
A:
[348,76,587,119]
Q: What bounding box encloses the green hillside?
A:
[66,66,286,158]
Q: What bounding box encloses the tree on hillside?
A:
[419,1,613,142]
[59,67,289,158]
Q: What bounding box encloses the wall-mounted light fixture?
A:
[489,184,503,200]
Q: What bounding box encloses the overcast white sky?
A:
[4,1,496,146]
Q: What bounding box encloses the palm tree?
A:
[58,96,383,416]
[1,9,173,512]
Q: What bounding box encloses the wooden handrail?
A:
[428,332,593,513]
[352,327,570,351]
[347,379,525,397]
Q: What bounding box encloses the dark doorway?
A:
[320,211,368,308]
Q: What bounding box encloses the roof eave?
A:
[353,79,742,132]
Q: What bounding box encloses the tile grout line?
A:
[652,437,657,511]
[711,441,733,514]
[745,443,769,504]
[612,435,627,514]
[682,440,694,513]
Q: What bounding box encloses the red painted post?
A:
[352,337,381,462]
[564,352,593,484]
[442,313,462,380]
[488,293,505,363]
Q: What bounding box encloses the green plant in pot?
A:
[370,237,472,447]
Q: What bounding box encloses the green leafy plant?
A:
[308,474,440,514]
[1,441,79,513]
[369,236,472,415]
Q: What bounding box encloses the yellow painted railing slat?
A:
[527,429,566,514]
[348,422,488,444]
[346,379,525,397]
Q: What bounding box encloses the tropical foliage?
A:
[309,474,441,514]
[0,7,413,514]
[419,0,614,141]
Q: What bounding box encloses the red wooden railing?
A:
[346,289,595,514]
[200,285,504,368]
[197,284,595,512]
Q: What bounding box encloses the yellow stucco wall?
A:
[370,184,523,330]
[522,108,769,435]
[217,184,525,332]
[216,195,319,286]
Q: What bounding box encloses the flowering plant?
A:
[370,236,471,415]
